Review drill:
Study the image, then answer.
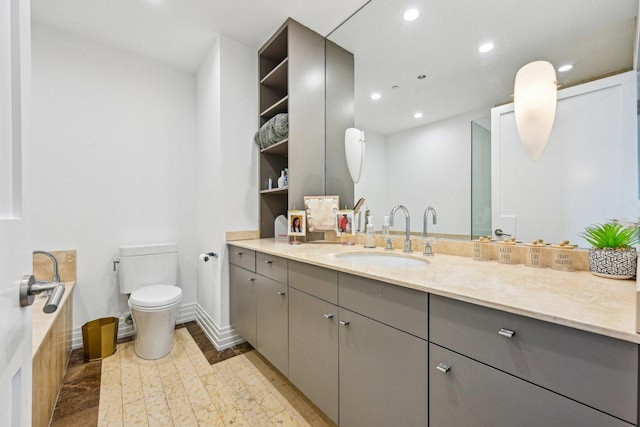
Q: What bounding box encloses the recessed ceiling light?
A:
[558,64,573,72]
[414,112,423,119]
[403,8,420,21]
[392,85,400,90]
[417,74,426,80]
[371,92,381,100]
[478,42,494,53]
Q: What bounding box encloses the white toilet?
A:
[118,243,183,359]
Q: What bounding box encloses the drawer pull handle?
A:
[265,260,273,264]
[324,313,334,319]
[436,363,451,373]
[236,252,244,256]
[339,320,350,326]
[248,278,255,282]
[498,328,515,338]
[277,291,286,296]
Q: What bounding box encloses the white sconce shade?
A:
[514,61,557,161]
[345,128,366,183]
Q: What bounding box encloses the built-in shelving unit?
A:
[258,19,327,238]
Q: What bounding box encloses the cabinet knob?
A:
[324,313,334,319]
[498,328,515,338]
[436,363,451,373]
[339,320,350,326]
[236,252,244,256]
[277,291,286,296]
[265,260,273,264]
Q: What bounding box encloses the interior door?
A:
[0,0,33,425]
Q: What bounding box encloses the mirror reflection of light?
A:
[371,92,382,100]
[478,42,494,53]
[403,8,420,21]
[414,112,423,119]
[558,64,573,72]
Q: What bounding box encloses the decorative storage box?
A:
[473,238,493,261]
[497,240,519,264]
[524,240,548,268]
[550,242,577,272]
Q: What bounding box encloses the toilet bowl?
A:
[129,284,183,360]
[118,243,182,360]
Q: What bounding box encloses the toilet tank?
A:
[118,243,178,294]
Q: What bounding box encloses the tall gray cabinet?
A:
[258,19,326,238]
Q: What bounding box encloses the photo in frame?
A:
[288,210,306,237]
[303,196,340,232]
[336,209,355,236]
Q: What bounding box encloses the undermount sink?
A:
[336,251,429,267]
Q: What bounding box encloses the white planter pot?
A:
[588,248,637,279]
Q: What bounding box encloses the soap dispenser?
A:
[364,216,376,248]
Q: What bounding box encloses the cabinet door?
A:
[256,275,289,376]
[339,307,428,427]
[429,343,632,427]
[289,288,338,423]
[229,264,256,347]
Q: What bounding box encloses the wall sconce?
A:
[345,128,366,183]
[514,61,558,161]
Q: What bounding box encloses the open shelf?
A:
[260,187,288,195]
[261,139,288,155]
[260,58,288,90]
[260,96,289,122]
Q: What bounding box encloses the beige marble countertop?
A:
[228,239,640,344]
[32,281,75,357]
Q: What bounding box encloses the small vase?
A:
[588,248,637,279]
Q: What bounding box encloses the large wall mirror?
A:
[326,0,639,245]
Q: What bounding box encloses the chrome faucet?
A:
[389,205,412,253]
[30,251,65,313]
[33,250,61,282]
[423,206,437,238]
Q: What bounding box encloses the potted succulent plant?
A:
[579,221,638,279]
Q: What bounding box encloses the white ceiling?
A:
[329,0,639,135]
[31,0,370,71]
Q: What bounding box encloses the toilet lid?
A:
[129,284,182,308]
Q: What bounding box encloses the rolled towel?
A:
[254,113,288,149]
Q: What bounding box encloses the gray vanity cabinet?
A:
[429,343,632,427]
[338,307,428,427]
[430,295,638,424]
[255,274,289,377]
[288,288,339,423]
[337,273,428,427]
[288,261,339,423]
[229,248,257,348]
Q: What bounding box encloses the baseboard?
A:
[195,304,244,351]
[70,303,198,350]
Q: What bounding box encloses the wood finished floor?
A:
[50,321,332,426]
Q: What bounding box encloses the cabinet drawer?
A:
[338,273,427,340]
[228,246,256,271]
[256,252,287,283]
[430,295,638,424]
[288,261,338,304]
[430,344,632,427]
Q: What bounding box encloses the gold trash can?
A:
[82,317,119,361]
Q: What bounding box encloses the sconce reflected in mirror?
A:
[345,128,366,183]
[514,61,558,161]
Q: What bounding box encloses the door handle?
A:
[498,328,515,338]
[339,320,350,326]
[323,313,334,319]
[277,291,286,296]
[19,274,66,313]
[436,363,451,373]
[494,228,512,237]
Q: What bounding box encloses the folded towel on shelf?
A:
[254,113,288,149]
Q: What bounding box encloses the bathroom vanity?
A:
[229,239,639,427]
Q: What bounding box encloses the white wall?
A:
[30,24,198,335]
[492,71,638,246]
[196,36,258,348]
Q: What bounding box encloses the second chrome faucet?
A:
[389,204,412,253]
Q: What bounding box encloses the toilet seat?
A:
[129,284,182,312]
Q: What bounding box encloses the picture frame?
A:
[288,210,306,237]
[336,209,355,236]
[303,195,340,232]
